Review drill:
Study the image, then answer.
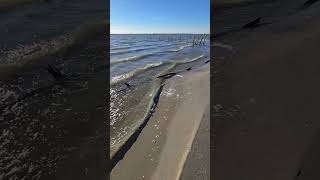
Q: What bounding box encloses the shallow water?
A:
[0,0,105,67]
[0,0,107,179]
[110,34,210,157]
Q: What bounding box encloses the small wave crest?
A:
[174,54,206,64]
[110,62,165,85]
[165,44,192,53]
[110,54,206,86]
[111,53,154,65]
[0,20,106,68]
[0,35,73,66]
[186,54,206,62]
[110,46,130,51]
[110,46,155,55]
[110,44,197,65]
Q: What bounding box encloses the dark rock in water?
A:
[157,72,177,79]
[46,65,65,81]
[304,0,319,6]
[186,67,192,71]
[204,60,210,64]
[242,17,262,29]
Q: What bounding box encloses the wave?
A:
[1,35,73,66]
[110,44,194,65]
[110,62,166,85]
[0,20,106,69]
[165,44,192,53]
[189,54,205,61]
[110,42,155,51]
[173,54,206,64]
[110,53,155,65]
[110,46,155,55]
[110,42,173,53]
[110,54,206,86]
[110,46,130,51]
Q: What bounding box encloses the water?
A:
[110,34,210,157]
[0,0,107,179]
[0,0,105,67]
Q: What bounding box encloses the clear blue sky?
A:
[110,0,210,34]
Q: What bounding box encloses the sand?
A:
[179,104,210,180]
[111,65,210,180]
[213,1,320,179]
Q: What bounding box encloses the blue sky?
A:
[110,0,210,34]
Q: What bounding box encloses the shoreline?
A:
[0,30,107,179]
[111,64,209,180]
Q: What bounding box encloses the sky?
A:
[110,0,210,34]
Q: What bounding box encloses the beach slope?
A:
[213,1,320,179]
[111,65,210,180]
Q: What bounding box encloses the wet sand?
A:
[213,1,320,179]
[111,65,209,180]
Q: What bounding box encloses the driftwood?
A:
[156,72,177,79]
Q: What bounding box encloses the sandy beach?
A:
[213,0,320,179]
[179,104,210,180]
[111,64,210,180]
